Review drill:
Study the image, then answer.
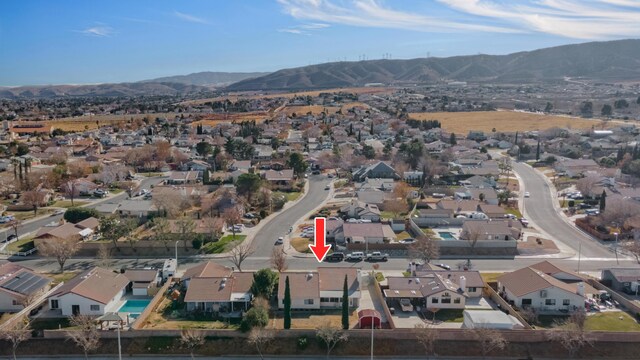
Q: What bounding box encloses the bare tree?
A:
[62,179,79,207]
[470,327,508,359]
[599,197,640,228]
[67,315,100,360]
[176,216,196,250]
[271,247,288,272]
[152,190,183,218]
[413,323,438,359]
[622,239,640,264]
[316,322,348,359]
[97,243,111,269]
[575,174,601,199]
[547,320,592,358]
[180,330,205,360]
[201,216,224,244]
[247,327,274,360]
[229,242,254,272]
[460,226,484,255]
[409,235,440,264]
[8,219,22,240]
[222,207,243,237]
[40,237,80,273]
[22,190,47,215]
[520,307,538,326]
[1,321,31,360]
[152,217,171,250]
[384,198,407,219]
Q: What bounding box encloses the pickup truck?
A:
[345,252,364,261]
[366,251,389,262]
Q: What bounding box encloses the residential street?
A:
[512,161,615,258]
[249,174,331,258]
[0,176,165,241]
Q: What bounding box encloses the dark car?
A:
[324,252,344,262]
[6,234,17,242]
[312,170,321,175]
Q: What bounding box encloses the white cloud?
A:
[278,28,309,35]
[77,25,113,37]
[439,0,640,39]
[278,22,330,35]
[277,0,520,34]
[277,0,640,39]
[174,11,209,24]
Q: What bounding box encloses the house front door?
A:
[72,305,80,316]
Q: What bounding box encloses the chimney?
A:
[577,282,585,296]
[459,276,467,291]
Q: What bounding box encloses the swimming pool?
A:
[118,299,151,318]
[438,232,457,240]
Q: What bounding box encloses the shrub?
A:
[568,200,575,208]
[192,238,202,250]
[64,207,100,223]
[297,336,308,350]
[240,306,269,332]
[260,210,268,219]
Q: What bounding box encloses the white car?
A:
[524,192,530,198]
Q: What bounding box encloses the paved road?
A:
[251,174,331,258]
[0,176,165,241]
[512,161,613,258]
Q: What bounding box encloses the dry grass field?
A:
[42,112,191,131]
[409,111,616,134]
[190,111,269,127]
[182,87,391,104]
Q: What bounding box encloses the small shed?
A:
[462,310,523,330]
[358,309,381,329]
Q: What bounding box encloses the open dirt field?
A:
[190,112,269,127]
[409,111,617,134]
[183,87,391,104]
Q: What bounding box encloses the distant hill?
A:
[0,82,210,99]
[227,39,640,91]
[140,71,270,86]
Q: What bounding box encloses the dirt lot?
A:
[43,113,190,131]
[271,310,359,329]
[518,236,560,255]
[183,87,391,104]
[409,111,617,134]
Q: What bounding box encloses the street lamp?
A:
[614,232,619,265]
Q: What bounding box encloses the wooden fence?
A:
[131,277,174,330]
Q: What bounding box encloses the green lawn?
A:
[6,237,34,253]
[432,309,465,323]
[201,235,246,254]
[30,318,72,330]
[584,312,640,331]
[274,191,302,202]
[52,200,89,208]
[505,208,523,218]
[380,211,407,219]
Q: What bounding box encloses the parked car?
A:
[503,213,517,219]
[435,263,451,270]
[327,173,335,178]
[524,191,530,198]
[52,209,65,216]
[0,215,15,224]
[519,218,529,227]
[6,234,17,242]
[399,238,415,244]
[312,170,321,175]
[324,252,344,262]
[274,237,283,245]
[244,212,256,219]
[346,251,364,261]
[324,184,331,190]
[585,209,600,216]
[366,251,389,262]
[399,298,414,312]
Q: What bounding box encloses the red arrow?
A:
[309,217,330,262]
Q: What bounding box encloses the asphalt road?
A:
[0,176,165,241]
[251,174,331,258]
[512,161,614,258]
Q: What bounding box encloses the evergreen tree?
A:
[357,130,361,142]
[536,138,541,161]
[284,276,291,329]
[370,122,374,134]
[600,190,607,212]
[341,275,349,330]
[449,132,457,145]
[514,131,519,145]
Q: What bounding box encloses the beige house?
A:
[278,268,361,310]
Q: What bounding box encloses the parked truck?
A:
[366,251,389,262]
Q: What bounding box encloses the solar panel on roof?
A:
[1,272,50,295]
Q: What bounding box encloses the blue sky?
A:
[1,0,640,86]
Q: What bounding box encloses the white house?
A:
[497,264,593,312]
[0,263,52,313]
[47,267,129,316]
[278,268,360,310]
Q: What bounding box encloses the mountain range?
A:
[3,39,640,99]
[228,39,640,91]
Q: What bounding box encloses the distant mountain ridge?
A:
[0,82,210,99]
[140,71,270,86]
[227,39,640,91]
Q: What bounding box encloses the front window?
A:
[522,299,532,305]
[441,298,451,304]
[454,298,461,304]
[304,299,314,305]
[563,299,570,306]
[431,298,439,304]
[90,305,100,311]
[50,299,59,309]
[545,299,556,306]
[468,287,477,292]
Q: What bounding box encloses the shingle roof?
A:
[317,268,358,293]
[49,267,129,305]
[497,267,579,297]
[385,273,464,298]
[124,269,158,283]
[278,272,320,300]
[182,261,232,281]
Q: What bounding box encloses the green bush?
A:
[240,306,268,332]
[260,210,268,219]
[568,200,575,207]
[297,336,308,350]
[64,207,99,223]
[192,238,202,250]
